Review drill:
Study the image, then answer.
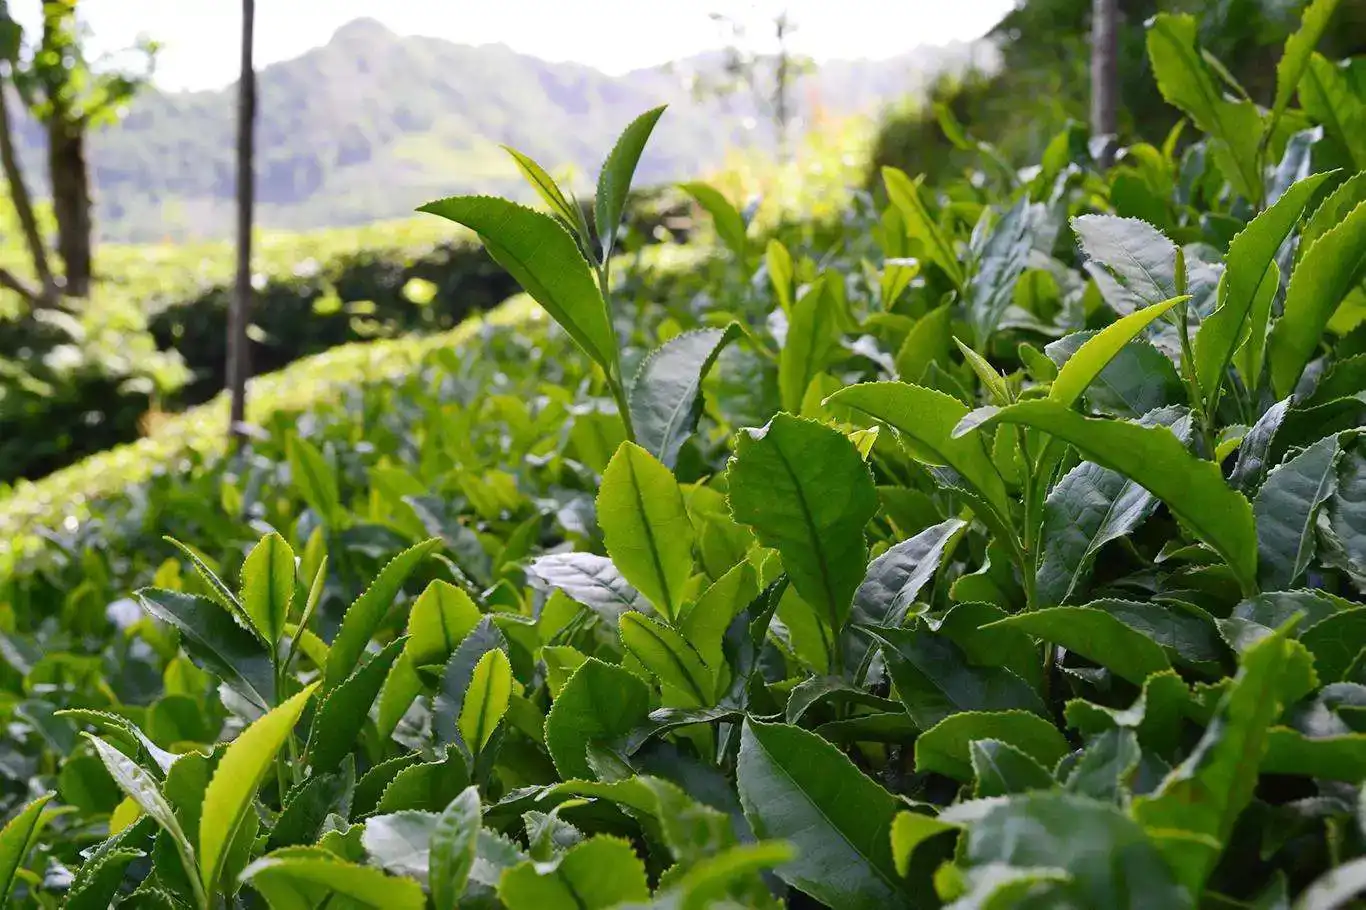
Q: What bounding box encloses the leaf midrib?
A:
[769,440,840,629]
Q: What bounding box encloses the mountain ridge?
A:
[11,18,990,242]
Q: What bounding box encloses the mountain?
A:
[12,18,989,242]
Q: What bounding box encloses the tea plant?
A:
[6,2,1366,907]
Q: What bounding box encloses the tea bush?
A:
[5,5,1366,907]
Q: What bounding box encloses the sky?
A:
[8,0,1014,92]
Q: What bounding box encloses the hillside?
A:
[11,18,987,241]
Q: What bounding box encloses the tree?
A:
[0,3,54,304]
[9,0,155,298]
[226,0,256,442]
[1090,0,1119,168]
[684,7,815,161]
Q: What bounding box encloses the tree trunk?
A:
[0,79,55,304]
[227,0,255,442]
[47,120,92,296]
[1091,0,1119,169]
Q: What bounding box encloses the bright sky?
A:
[9,0,1013,92]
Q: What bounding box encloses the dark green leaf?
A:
[971,739,1056,798]
[867,625,1045,728]
[595,105,666,258]
[1268,199,1366,396]
[984,400,1259,591]
[545,659,650,781]
[988,606,1171,685]
[1196,172,1334,405]
[325,538,440,690]
[629,325,741,468]
[916,710,1070,782]
[728,414,878,634]
[738,719,928,909]
[853,517,965,629]
[1256,433,1343,589]
[1072,214,1179,312]
[308,638,406,772]
[953,792,1192,908]
[136,588,275,710]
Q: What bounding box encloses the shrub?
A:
[5,6,1366,908]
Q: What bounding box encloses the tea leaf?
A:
[1037,461,1161,607]
[985,400,1258,591]
[596,105,666,259]
[895,304,952,383]
[137,588,275,710]
[1050,295,1185,407]
[545,659,650,781]
[853,517,966,627]
[956,793,1192,908]
[241,848,425,909]
[866,624,1046,727]
[0,792,56,904]
[597,441,694,619]
[916,710,1070,781]
[629,325,741,468]
[239,532,294,645]
[1300,53,1366,169]
[287,435,343,527]
[883,167,964,289]
[459,649,512,753]
[780,275,843,412]
[502,146,581,235]
[970,739,1055,798]
[528,552,648,622]
[680,182,748,259]
[325,538,440,690]
[989,606,1172,684]
[1196,172,1334,406]
[677,560,758,672]
[1255,433,1343,589]
[767,239,794,312]
[419,196,618,374]
[890,810,957,878]
[499,835,650,910]
[738,719,925,909]
[308,638,406,772]
[728,414,878,635]
[1147,13,1264,201]
[1134,628,1293,894]
[430,787,481,910]
[1269,199,1366,396]
[200,683,319,894]
[1272,0,1342,129]
[1072,214,1179,311]
[827,382,1010,524]
[620,612,712,706]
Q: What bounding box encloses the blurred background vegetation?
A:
[1,0,1362,488]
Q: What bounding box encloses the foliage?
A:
[4,6,1366,908]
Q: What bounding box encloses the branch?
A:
[0,264,40,303]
